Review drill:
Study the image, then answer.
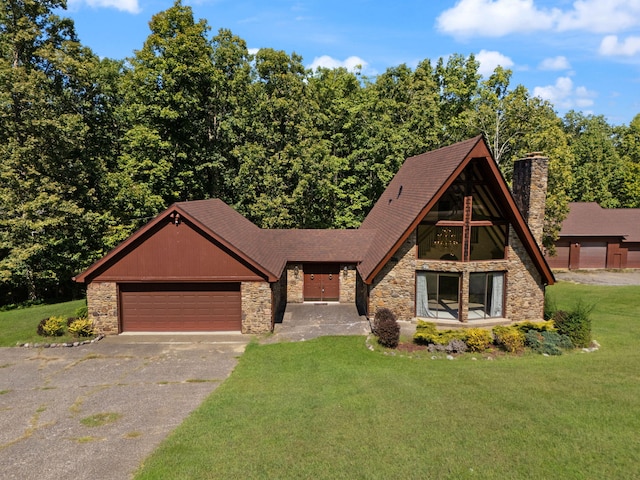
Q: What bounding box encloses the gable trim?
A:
[73,204,278,284]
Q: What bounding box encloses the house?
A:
[545,202,640,270]
[73,136,554,334]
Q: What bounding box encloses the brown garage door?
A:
[120,283,241,332]
[579,242,607,269]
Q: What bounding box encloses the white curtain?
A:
[416,272,431,317]
[490,273,504,317]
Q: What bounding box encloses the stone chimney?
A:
[512,152,548,247]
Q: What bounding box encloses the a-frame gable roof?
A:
[357,135,554,285]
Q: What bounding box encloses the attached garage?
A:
[120,283,241,332]
[74,200,281,335]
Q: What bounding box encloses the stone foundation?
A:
[87,282,119,335]
[241,281,273,333]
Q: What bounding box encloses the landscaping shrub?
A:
[37,318,48,337]
[373,308,400,348]
[514,320,555,333]
[414,322,466,346]
[553,301,593,348]
[68,318,94,338]
[493,325,525,353]
[41,316,66,337]
[525,330,573,355]
[75,305,88,319]
[463,328,493,352]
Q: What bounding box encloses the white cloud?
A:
[476,50,514,76]
[437,0,559,38]
[539,55,571,71]
[308,55,368,73]
[68,0,140,13]
[599,35,640,56]
[533,76,596,109]
[437,0,640,38]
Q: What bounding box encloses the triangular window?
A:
[417,160,508,261]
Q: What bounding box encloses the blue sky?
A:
[63,0,640,125]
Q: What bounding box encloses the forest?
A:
[1,0,640,304]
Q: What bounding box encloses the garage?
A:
[120,283,241,332]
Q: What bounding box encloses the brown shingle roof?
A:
[560,202,640,242]
[357,136,485,281]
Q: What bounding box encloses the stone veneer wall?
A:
[286,263,304,303]
[241,281,273,333]
[87,282,119,335]
[339,264,356,303]
[369,231,417,321]
[271,274,287,324]
[505,230,545,322]
[512,154,548,248]
[369,227,546,323]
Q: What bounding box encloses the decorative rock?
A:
[446,355,454,360]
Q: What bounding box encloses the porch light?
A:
[294,265,299,277]
[343,266,348,278]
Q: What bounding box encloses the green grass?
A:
[0,299,86,346]
[135,282,640,479]
[80,412,122,427]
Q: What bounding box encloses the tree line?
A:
[1,0,639,304]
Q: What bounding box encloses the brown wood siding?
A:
[303,264,340,301]
[94,220,263,281]
[120,283,241,332]
[547,242,570,269]
[627,245,640,268]
[579,242,607,269]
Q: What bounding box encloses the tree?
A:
[116,0,220,229]
[564,111,623,208]
[0,0,108,301]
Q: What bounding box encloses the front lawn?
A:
[0,299,87,346]
[135,282,640,479]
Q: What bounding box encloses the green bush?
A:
[75,305,88,319]
[493,325,525,353]
[374,308,400,349]
[553,301,593,348]
[525,330,573,355]
[68,318,94,338]
[41,316,66,337]
[463,328,493,352]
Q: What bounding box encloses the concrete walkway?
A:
[265,303,372,343]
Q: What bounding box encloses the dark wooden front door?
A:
[303,264,340,301]
[120,283,241,332]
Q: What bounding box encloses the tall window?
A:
[416,272,460,319]
[417,160,508,261]
[468,272,505,319]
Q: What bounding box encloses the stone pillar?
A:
[241,281,273,333]
[512,153,548,248]
[87,282,119,335]
[339,264,356,303]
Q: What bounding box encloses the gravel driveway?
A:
[0,334,248,480]
[553,270,640,286]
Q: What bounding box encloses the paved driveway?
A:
[0,334,248,480]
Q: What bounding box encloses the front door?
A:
[303,264,340,301]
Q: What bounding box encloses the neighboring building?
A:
[74,136,554,334]
[546,202,640,270]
